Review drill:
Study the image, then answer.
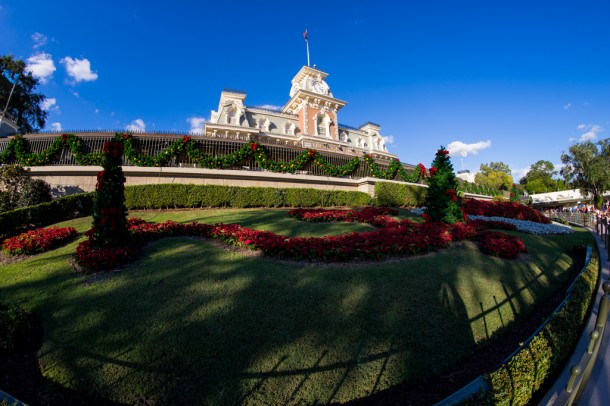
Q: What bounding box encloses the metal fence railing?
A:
[0,133,416,181]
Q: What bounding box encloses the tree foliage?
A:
[561,139,610,208]
[476,161,514,190]
[519,160,566,194]
[0,164,52,212]
[424,146,465,224]
[480,161,512,175]
[0,55,48,133]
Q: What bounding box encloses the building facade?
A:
[205,66,397,161]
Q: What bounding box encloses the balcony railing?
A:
[0,133,415,181]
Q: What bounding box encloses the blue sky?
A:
[1,0,609,181]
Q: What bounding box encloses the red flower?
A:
[250,142,258,152]
[418,163,426,176]
[436,149,450,155]
[461,199,550,224]
[478,231,527,259]
[308,149,316,157]
[445,188,457,202]
[429,167,438,176]
[183,136,191,143]
[2,227,78,256]
[61,133,69,141]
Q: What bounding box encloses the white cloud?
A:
[573,124,603,142]
[40,97,59,112]
[125,118,146,132]
[60,56,98,83]
[447,140,491,156]
[25,52,56,84]
[31,32,48,49]
[382,135,395,145]
[187,116,206,135]
[254,104,282,111]
[50,122,62,131]
[563,103,572,110]
[511,166,530,182]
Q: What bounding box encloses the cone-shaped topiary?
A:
[90,135,129,247]
[509,183,520,202]
[423,146,466,224]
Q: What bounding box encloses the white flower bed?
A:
[468,215,574,235]
[409,208,573,235]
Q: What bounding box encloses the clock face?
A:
[312,80,326,94]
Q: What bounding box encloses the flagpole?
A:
[1,80,17,118]
[303,29,310,67]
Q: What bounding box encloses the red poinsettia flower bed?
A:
[89,218,477,263]
[467,219,517,232]
[478,230,527,259]
[76,208,530,271]
[2,227,78,256]
[462,199,550,224]
[75,240,140,271]
[289,207,399,228]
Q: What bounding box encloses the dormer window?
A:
[258,118,270,132]
[284,122,295,135]
[226,108,237,125]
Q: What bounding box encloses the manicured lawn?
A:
[0,208,594,404]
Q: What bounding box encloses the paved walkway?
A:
[575,230,610,405]
[540,227,610,405]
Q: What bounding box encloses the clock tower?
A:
[282,66,346,139]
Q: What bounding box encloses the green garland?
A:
[0,134,103,166]
[0,133,423,182]
[0,138,16,163]
[121,133,186,167]
[64,134,104,165]
[363,153,422,182]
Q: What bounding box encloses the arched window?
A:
[226,108,236,125]
[316,114,326,136]
[315,113,331,137]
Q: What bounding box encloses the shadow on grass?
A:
[0,228,592,404]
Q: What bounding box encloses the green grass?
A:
[0,208,594,404]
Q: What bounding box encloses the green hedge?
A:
[0,192,94,239]
[468,255,599,405]
[124,184,372,209]
[374,181,427,207]
[0,185,372,238]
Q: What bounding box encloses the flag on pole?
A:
[303,29,308,42]
[2,70,19,85]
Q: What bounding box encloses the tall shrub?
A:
[424,146,465,223]
[90,137,129,247]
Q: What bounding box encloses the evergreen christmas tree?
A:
[91,135,129,247]
[509,183,520,202]
[423,146,466,224]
